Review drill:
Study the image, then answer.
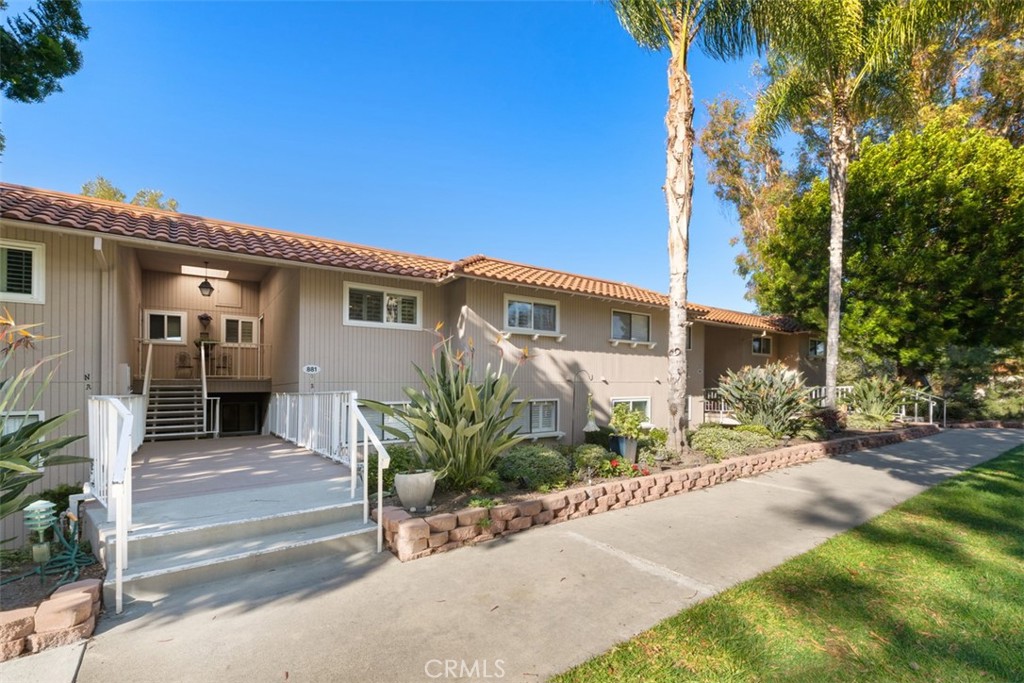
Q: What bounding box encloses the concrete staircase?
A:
[146,381,206,440]
[86,477,375,606]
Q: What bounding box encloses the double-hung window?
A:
[611,310,651,343]
[223,316,259,346]
[146,310,186,343]
[344,283,421,329]
[505,295,558,335]
[0,239,45,304]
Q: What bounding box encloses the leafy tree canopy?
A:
[81,176,180,212]
[0,0,88,151]
[754,122,1023,378]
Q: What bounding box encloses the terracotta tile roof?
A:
[450,255,802,333]
[450,254,670,306]
[0,183,451,279]
[1,182,803,333]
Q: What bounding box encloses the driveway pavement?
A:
[50,428,1024,682]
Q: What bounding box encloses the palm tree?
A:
[611,0,746,452]
[735,0,999,407]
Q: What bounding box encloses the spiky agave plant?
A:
[848,376,906,430]
[717,362,811,438]
[362,325,528,491]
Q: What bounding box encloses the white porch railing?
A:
[87,395,144,614]
[267,391,391,552]
[704,385,946,427]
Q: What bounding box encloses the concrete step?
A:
[104,518,375,603]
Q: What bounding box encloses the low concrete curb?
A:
[378,424,941,561]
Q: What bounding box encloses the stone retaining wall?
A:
[948,420,1023,429]
[376,425,942,562]
[0,578,101,661]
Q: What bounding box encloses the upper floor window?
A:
[808,338,825,359]
[0,239,45,305]
[611,310,650,343]
[344,283,421,330]
[146,310,186,343]
[223,316,259,346]
[752,335,773,356]
[505,295,558,334]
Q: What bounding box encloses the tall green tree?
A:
[0,0,89,151]
[81,176,180,212]
[611,0,749,452]
[719,0,992,408]
[754,122,1024,382]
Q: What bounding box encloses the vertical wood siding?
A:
[138,271,261,379]
[260,266,300,392]
[0,224,101,545]
[297,270,443,402]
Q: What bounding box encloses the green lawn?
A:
[554,446,1024,682]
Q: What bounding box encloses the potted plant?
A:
[392,455,436,512]
[610,403,646,464]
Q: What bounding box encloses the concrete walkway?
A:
[60,428,1020,683]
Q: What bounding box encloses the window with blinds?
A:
[223,316,258,345]
[0,239,45,304]
[511,399,559,436]
[360,402,412,442]
[345,284,421,329]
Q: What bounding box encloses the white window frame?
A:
[1,410,45,436]
[145,309,187,345]
[504,294,561,339]
[511,398,562,439]
[0,238,46,305]
[752,334,773,356]
[609,309,655,348]
[808,338,825,359]
[611,397,652,419]
[222,315,260,347]
[343,282,422,330]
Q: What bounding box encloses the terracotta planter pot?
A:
[394,471,436,511]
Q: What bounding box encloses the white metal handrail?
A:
[267,391,390,552]
[87,396,138,614]
[141,342,153,411]
[898,389,947,427]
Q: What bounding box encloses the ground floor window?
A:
[611,397,651,419]
[222,315,259,346]
[1,410,44,436]
[361,401,413,442]
[752,335,773,356]
[511,399,559,436]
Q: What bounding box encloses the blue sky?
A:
[2,1,769,312]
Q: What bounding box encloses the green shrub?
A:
[734,424,772,437]
[848,376,905,429]
[810,407,846,433]
[610,403,647,439]
[497,445,570,490]
[717,363,811,437]
[690,423,776,461]
[366,444,422,494]
[573,444,612,470]
[468,496,497,508]
[584,425,615,447]
[361,328,527,492]
[637,426,668,452]
[475,471,505,494]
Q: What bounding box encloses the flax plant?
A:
[0,310,85,522]
[362,324,528,491]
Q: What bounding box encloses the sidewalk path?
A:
[71,428,1020,683]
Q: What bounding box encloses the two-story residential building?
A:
[0,182,825,543]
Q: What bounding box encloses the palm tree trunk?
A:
[665,42,693,452]
[824,99,854,409]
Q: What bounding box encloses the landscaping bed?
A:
[375,424,942,561]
